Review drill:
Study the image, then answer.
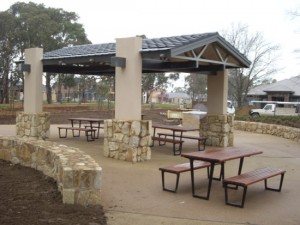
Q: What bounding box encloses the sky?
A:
[1,0,300,86]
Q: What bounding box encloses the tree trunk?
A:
[2,61,10,104]
[46,73,52,104]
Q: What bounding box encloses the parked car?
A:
[227,100,235,114]
[249,102,300,116]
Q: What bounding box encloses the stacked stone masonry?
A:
[104,119,152,163]
[234,121,300,143]
[200,114,234,147]
[16,112,50,140]
[0,136,102,206]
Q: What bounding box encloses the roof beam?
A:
[42,55,112,66]
[142,59,223,73]
[43,65,115,75]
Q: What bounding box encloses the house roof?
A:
[166,92,191,99]
[248,75,300,96]
[43,32,251,75]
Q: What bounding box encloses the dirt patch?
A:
[0,159,107,225]
[0,107,176,224]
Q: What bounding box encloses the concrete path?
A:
[1,124,300,225]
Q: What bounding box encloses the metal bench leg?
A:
[86,125,100,139]
[72,129,80,137]
[224,184,247,208]
[161,171,180,193]
[198,139,206,151]
[173,142,182,156]
[265,173,285,192]
[86,130,95,142]
[58,128,67,138]
[158,134,167,146]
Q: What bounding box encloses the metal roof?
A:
[166,92,191,99]
[43,32,251,75]
[248,75,300,96]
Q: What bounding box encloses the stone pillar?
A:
[200,114,234,147]
[16,112,50,140]
[115,37,142,120]
[103,119,152,163]
[16,48,50,139]
[203,70,233,147]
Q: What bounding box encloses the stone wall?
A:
[0,136,102,205]
[234,121,300,143]
[103,119,152,163]
[200,114,234,147]
[16,112,50,140]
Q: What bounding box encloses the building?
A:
[247,75,300,103]
[165,92,192,107]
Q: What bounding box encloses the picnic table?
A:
[151,124,201,155]
[58,117,104,141]
[68,117,105,138]
[181,148,263,200]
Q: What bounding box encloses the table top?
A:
[68,117,105,122]
[181,148,263,163]
[152,124,199,132]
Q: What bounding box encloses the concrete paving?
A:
[1,124,300,225]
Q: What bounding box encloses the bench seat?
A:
[58,127,96,142]
[159,161,211,192]
[223,167,286,208]
[158,133,207,151]
[84,124,104,139]
[152,136,184,155]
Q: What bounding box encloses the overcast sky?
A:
[1,0,300,84]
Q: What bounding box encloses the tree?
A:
[184,73,207,101]
[1,2,91,104]
[96,76,114,110]
[0,12,18,104]
[222,23,280,107]
[142,72,179,103]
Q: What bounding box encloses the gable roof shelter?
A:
[42,32,251,75]
[22,33,251,148]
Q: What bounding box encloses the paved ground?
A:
[1,124,300,225]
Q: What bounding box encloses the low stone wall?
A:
[103,119,152,163]
[234,121,300,143]
[16,112,50,140]
[0,136,102,205]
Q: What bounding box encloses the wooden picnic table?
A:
[151,124,200,155]
[68,117,104,127]
[181,148,263,200]
[68,117,105,139]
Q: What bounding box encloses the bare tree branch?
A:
[222,23,280,107]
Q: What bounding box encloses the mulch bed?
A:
[0,159,107,225]
[0,107,171,225]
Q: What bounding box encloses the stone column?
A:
[201,69,234,147]
[103,37,151,163]
[103,120,152,163]
[16,48,50,139]
[200,114,234,147]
